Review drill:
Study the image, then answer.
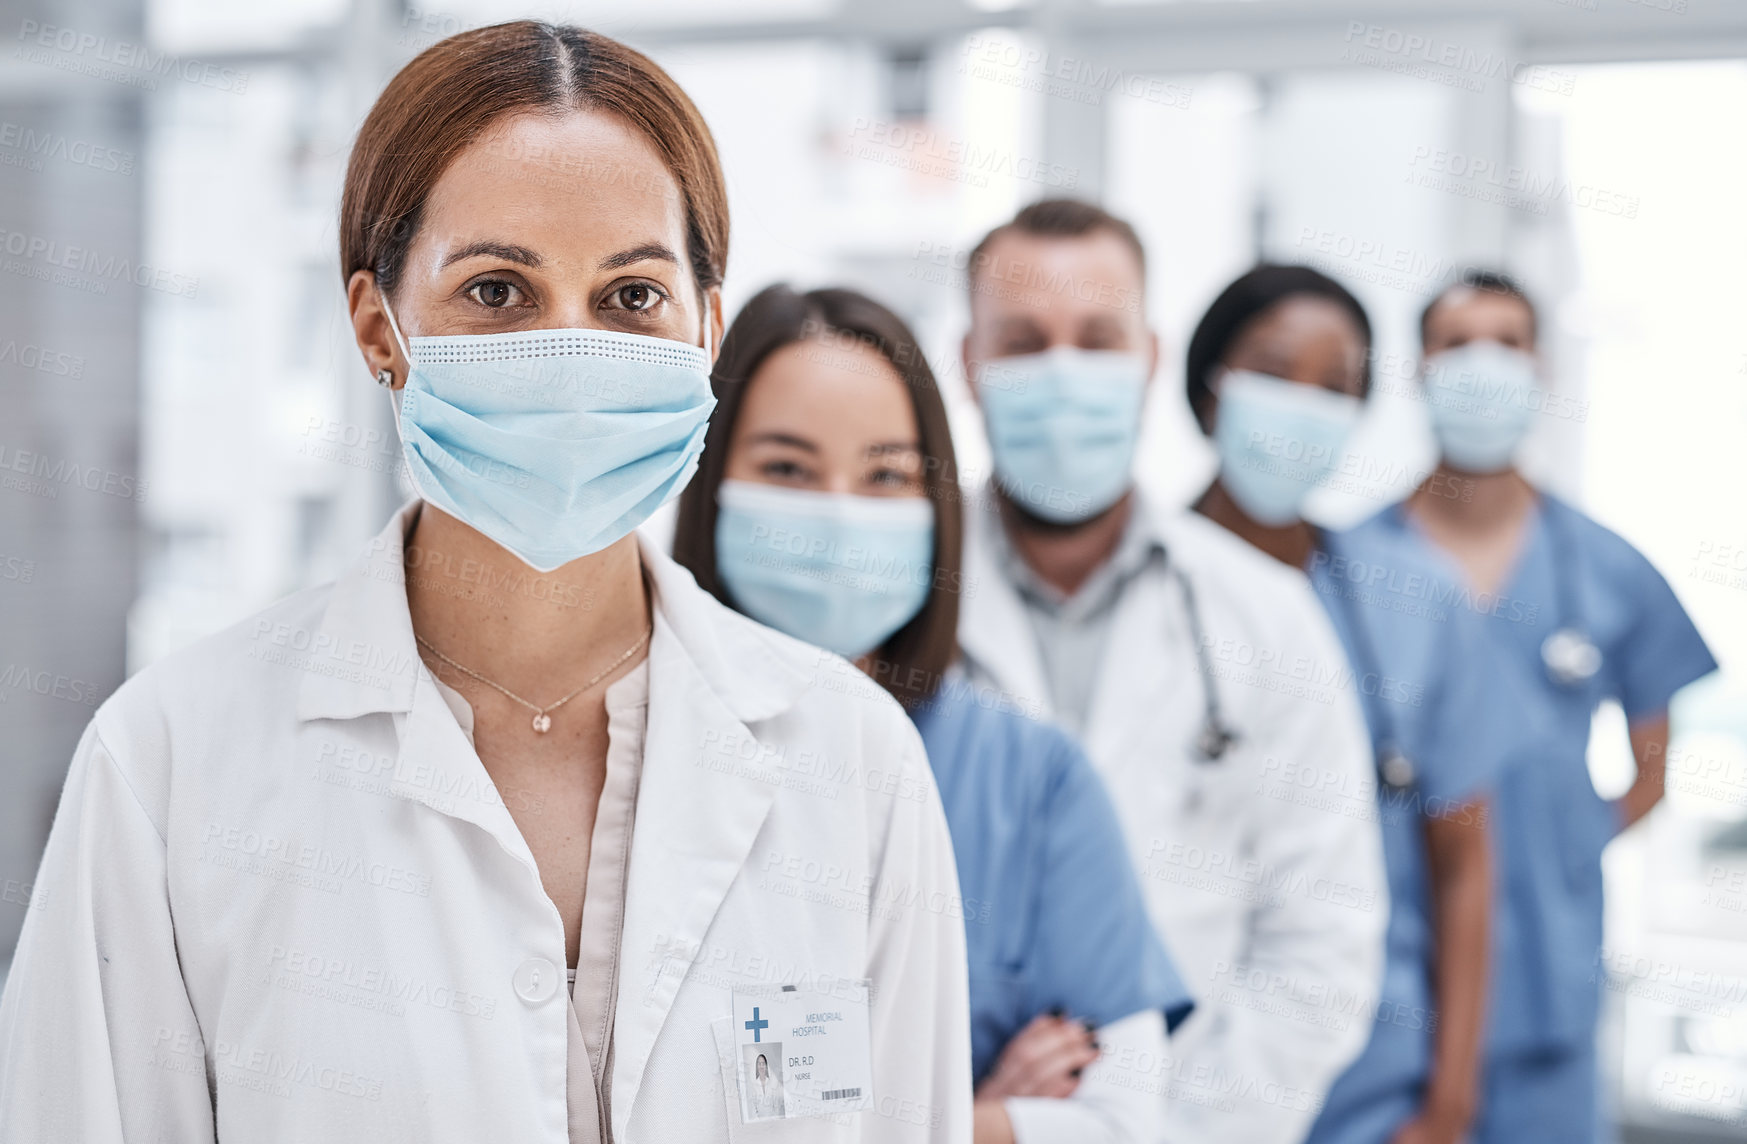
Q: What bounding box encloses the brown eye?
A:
[468,280,519,308]
[617,283,656,311]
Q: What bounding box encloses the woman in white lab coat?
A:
[0,21,971,1144]
[750,1055,787,1120]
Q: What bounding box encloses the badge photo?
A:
[741,1042,787,1122]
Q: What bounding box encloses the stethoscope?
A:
[1161,497,1599,771]
[1384,497,1601,692]
[1178,531,1419,789]
[1168,555,1242,763]
[1539,502,1602,689]
[1304,501,1601,790]
[1317,533,1418,791]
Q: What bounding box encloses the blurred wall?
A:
[0,0,145,957]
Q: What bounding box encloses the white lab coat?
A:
[0,501,972,1144]
[959,492,1385,1144]
[749,1071,786,1119]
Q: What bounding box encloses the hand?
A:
[1388,1107,1469,1144]
[974,1012,1100,1103]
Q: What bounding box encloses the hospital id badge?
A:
[731,981,873,1122]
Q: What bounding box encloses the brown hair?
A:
[1419,269,1538,348]
[671,285,963,710]
[339,20,728,296]
[966,198,1147,297]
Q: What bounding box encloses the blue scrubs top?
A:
[910,680,1194,1084]
[1365,494,1717,1054]
[1302,525,1516,1131]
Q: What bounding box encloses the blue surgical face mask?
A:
[1213,369,1362,527]
[975,346,1149,523]
[714,479,935,659]
[381,294,716,571]
[1422,340,1541,473]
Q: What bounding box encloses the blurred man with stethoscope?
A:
[954,199,1387,1144]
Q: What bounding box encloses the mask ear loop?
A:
[378,283,414,375]
[377,282,415,432]
[700,300,714,360]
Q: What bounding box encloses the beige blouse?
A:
[431,661,651,1144]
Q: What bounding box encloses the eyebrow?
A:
[865,442,920,456]
[439,241,543,270]
[997,316,1046,338]
[746,432,818,452]
[599,242,680,271]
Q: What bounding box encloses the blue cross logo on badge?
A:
[745,1007,769,1043]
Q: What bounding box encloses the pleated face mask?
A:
[1422,340,1542,474]
[713,480,935,660]
[975,346,1150,524]
[381,295,717,572]
[1213,369,1361,527]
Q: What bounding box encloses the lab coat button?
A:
[513,957,560,1004]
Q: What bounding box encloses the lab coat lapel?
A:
[389,671,538,869]
[294,500,422,723]
[1080,500,1185,768]
[958,488,1054,718]
[294,499,538,869]
[1080,556,1179,768]
[611,542,810,1139]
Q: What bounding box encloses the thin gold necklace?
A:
[414,627,651,734]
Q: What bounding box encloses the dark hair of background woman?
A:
[672,284,963,710]
[1184,263,1374,433]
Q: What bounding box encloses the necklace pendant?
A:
[531,712,552,734]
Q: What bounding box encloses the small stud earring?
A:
[376,368,393,388]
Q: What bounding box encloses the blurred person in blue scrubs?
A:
[955,201,1386,1144]
[1378,271,1718,1143]
[671,284,1194,1144]
[1188,265,1510,1144]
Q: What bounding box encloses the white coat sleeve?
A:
[863,724,973,1144]
[0,722,216,1144]
[1004,1010,1168,1144]
[1161,620,1387,1144]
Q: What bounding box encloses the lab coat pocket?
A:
[713,1017,750,1138]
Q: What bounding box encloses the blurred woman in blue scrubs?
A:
[672,284,1192,1144]
[1377,272,1717,1144]
[1187,265,1510,1144]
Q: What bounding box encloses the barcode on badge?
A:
[822,1088,861,1101]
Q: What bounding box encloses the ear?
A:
[346,270,409,390]
[1191,365,1220,437]
[960,332,980,409]
[703,285,724,364]
[1143,326,1162,390]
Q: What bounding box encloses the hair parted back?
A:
[339,20,728,297]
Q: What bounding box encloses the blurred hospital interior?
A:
[1,0,1745,1139]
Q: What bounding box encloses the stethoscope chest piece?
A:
[1379,749,1416,791]
[1195,720,1237,763]
[1542,627,1602,688]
